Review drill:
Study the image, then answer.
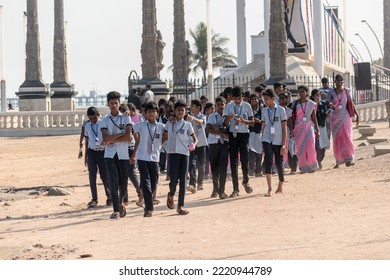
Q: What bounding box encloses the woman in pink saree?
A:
[291,85,320,173]
[326,74,360,168]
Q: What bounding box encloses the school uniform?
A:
[248,106,263,176]
[188,112,207,189]
[286,106,298,173]
[124,130,141,203]
[101,112,132,213]
[158,115,169,173]
[261,104,287,182]
[84,120,111,201]
[224,101,254,192]
[165,119,194,207]
[133,120,166,212]
[207,111,229,195]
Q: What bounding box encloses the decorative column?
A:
[266,0,295,90]
[172,0,187,81]
[264,0,270,79]
[0,5,6,112]
[313,0,324,76]
[384,0,390,74]
[51,0,77,111]
[16,0,52,111]
[236,0,247,69]
[136,0,169,100]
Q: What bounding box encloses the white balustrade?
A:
[355,100,389,122]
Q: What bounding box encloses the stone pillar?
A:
[16,0,52,111]
[51,0,77,111]
[264,0,270,79]
[313,0,324,77]
[384,0,390,74]
[0,5,6,112]
[137,0,169,100]
[269,0,287,79]
[236,0,247,69]
[173,0,187,81]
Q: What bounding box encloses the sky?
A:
[0,0,384,98]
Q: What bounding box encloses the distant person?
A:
[128,103,143,124]
[131,101,167,217]
[200,95,208,114]
[127,88,142,111]
[223,86,254,198]
[144,84,155,102]
[78,119,89,159]
[206,97,229,199]
[83,107,111,208]
[261,89,287,196]
[319,77,332,140]
[326,74,359,168]
[8,103,14,110]
[248,94,263,177]
[101,91,133,219]
[273,82,283,105]
[165,100,198,215]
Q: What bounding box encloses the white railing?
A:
[0,108,109,137]
[355,100,390,123]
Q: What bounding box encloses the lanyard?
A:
[234,104,243,116]
[268,106,277,126]
[91,123,98,138]
[109,115,123,130]
[172,120,186,134]
[337,90,344,104]
[215,113,224,125]
[300,100,308,116]
[147,122,157,142]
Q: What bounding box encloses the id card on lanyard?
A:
[268,107,277,134]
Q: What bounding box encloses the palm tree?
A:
[189,22,236,81]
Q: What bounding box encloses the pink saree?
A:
[330,89,354,164]
[293,100,318,173]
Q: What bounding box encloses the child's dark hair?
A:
[87,106,100,116]
[273,82,282,90]
[128,102,136,112]
[106,91,121,103]
[232,86,243,98]
[204,102,214,111]
[244,90,251,99]
[141,102,147,110]
[174,100,187,110]
[255,86,265,93]
[119,103,129,113]
[250,94,258,100]
[262,88,275,98]
[310,89,319,100]
[200,95,208,101]
[191,99,202,109]
[145,101,159,112]
[279,92,288,100]
[298,85,309,93]
[215,96,226,103]
[158,98,167,108]
[221,87,233,99]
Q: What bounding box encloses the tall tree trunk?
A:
[269,0,287,79]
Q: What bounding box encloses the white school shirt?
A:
[165,119,194,156]
[261,104,287,146]
[190,113,208,147]
[144,90,154,102]
[100,112,132,160]
[206,111,226,145]
[133,120,166,162]
[224,101,254,133]
[84,120,105,151]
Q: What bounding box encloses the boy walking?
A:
[206,97,229,199]
[187,99,208,192]
[101,91,133,219]
[165,100,198,215]
[84,107,111,207]
[261,89,287,196]
[131,102,167,217]
[223,86,254,197]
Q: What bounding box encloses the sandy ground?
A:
[0,121,390,260]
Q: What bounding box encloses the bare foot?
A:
[265,188,272,197]
[275,182,283,194]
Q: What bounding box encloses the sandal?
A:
[106,196,112,206]
[87,200,98,208]
[136,199,144,208]
[144,211,153,218]
[153,199,160,205]
[166,193,175,209]
[229,191,239,198]
[120,204,127,218]
[110,212,120,219]
[177,209,189,215]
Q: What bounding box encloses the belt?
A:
[89,148,105,152]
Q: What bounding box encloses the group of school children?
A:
[81,82,334,219]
